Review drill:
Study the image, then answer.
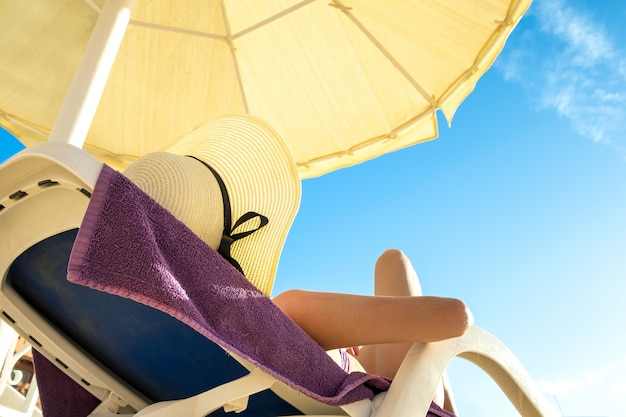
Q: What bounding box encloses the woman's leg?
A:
[358,249,421,378]
[272,250,470,413]
[360,249,459,414]
[273,289,470,349]
[358,249,456,414]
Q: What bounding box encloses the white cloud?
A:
[537,371,604,396]
[535,0,613,66]
[611,383,626,395]
[593,89,625,103]
[584,371,603,385]
[537,378,585,396]
[496,0,626,151]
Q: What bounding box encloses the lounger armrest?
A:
[372,326,559,417]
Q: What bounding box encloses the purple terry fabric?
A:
[61,165,389,406]
[32,350,100,417]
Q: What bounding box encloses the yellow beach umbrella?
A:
[0,0,530,178]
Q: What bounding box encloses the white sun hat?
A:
[123,114,301,295]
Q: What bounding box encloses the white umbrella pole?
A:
[48,0,134,148]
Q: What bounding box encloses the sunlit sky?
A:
[273,1,626,416]
[2,1,625,416]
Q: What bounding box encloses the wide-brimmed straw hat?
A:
[123,115,301,295]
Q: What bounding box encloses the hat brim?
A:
[167,115,301,295]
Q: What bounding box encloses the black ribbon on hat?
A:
[187,156,268,275]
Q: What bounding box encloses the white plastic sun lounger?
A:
[0,142,559,417]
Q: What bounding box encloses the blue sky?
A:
[273,1,626,416]
[2,1,624,416]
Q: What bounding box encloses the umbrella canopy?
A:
[0,0,530,178]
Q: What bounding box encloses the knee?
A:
[375,248,421,296]
[376,248,409,268]
[273,289,307,320]
[445,298,474,338]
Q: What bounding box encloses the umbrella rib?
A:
[83,0,101,14]
[0,110,49,138]
[127,19,227,41]
[230,0,316,40]
[82,143,138,165]
[329,0,437,109]
[85,0,225,43]
[81,0,247,111]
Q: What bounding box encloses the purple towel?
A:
[34,164,453,417]
[32,350,101,417]
[60,165,384,404]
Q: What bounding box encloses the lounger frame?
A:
[0,144,558,417]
